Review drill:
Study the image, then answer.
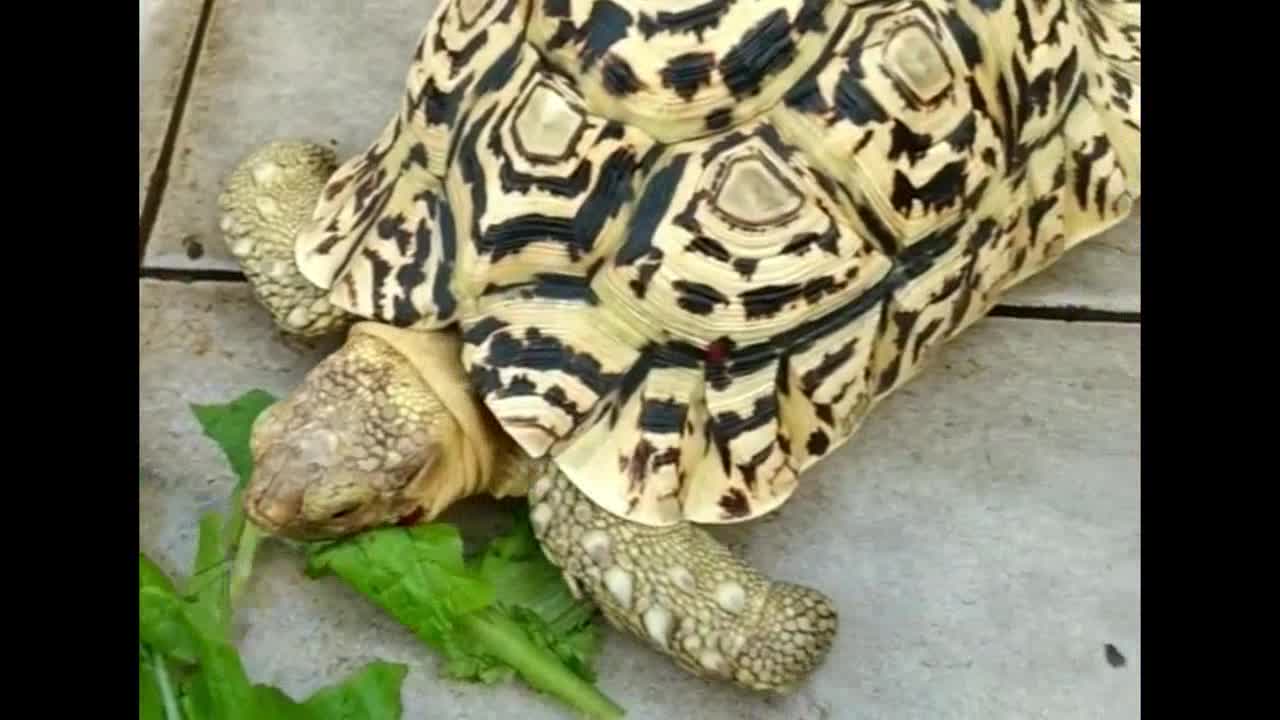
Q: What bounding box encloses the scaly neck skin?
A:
[349,322,537,519]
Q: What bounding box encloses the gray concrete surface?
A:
[140,2,1141,717]
[1003,202,1140,314]
[142,0,428,268]
[139,0,204,215]
[140,281,1140,720]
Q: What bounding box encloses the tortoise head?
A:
[243,330,461,540]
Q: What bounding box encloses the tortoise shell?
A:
[292,0,1141,527]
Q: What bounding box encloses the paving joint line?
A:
[988,305,1140,324]
[138,0,218,266]
[138,268,1140,324]
[141,267,246,283]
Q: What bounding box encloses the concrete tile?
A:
[140,0,205,215]
[140,0,1140,314]
[139,281,1138,718]
[718,317,1140,720]
[142,0,433,268]
[1003,201,1141,313]
[140,278,334,576]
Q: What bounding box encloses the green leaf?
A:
[295,661,409,719]
[139,545,251,719]
[140,586,200,665]
[147,620,408,720]
[189,390,277,609]
[185,511,232,638]
[305,524,495,650]
[254,661,409,720]
[178,634,260,720]
[141,554,178,596]
[472,513,602,681]
[230,524,265,609]
[182,389,621,717]
[141,460,410,720]
[139,652,166,720]
[440,653,515,685]
[305,517,623,719]
[505,605,600,684]
[190,389,277,488]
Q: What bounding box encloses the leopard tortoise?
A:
[218,0,1140,694]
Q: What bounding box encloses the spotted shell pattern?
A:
[293,0,1141,527]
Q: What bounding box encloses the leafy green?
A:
[190,390,276,487]
[139,586,199,664]
[186,512,233,639]
[305,518,622,718]
[251,662,408,719]
[468,510,602,683]
[306,524,495,647]
[177,632,260,720]
[190,390,276,606]
[185,388,625,718]
[140,657,165,720]
[146,387,409,718]
[141,645,183,720]
[141,553,179,595]
[139,536,408,720]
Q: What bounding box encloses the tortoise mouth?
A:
[243,484,430,540]
[241,490,356,541]
[242,499,299,539]
[396,506,426,526]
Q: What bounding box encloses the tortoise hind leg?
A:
[218,140,351,337]
[529,469,837,693]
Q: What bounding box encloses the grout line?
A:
[138,267,1140,324]
[988,305,1140,324]
[138,0,218,265]
[140,267,246,283]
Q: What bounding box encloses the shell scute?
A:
[596,120,895,351]
[527,0,841,142]
[771,0,1007,249]
[294,0,537,326]
[444,44,659,299]
[293,0,1142,527]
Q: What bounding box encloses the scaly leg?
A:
[528,469,837,694]
[218,140,351,337]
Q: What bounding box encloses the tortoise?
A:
[217,0,1140,694]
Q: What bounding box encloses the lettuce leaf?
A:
[305,518,622,718]
[139,546,408,720]
[189,388,625,718]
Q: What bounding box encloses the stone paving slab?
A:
[1003,201,1141,313]
[140,278,1140,720]
[138,0,1140,313]
[139,0,205,215]
[142,0,430,267]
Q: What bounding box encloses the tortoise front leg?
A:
[218,140,352,337]
[529,469,837,693]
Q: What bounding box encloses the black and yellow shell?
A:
[293,0,1141,527]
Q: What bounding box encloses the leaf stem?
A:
[460,609,624,719]
[146,646,185,720]
[230,523,263,607]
